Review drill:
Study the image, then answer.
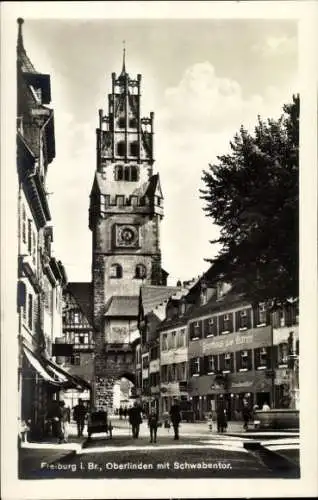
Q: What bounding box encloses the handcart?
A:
[87,410,113,439]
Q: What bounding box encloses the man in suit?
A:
[128,402,143,438]
[170,399,181,440]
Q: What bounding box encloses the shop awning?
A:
[45,358,91,391]
[23,347,60,385]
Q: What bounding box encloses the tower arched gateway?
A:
[89,52,166,410]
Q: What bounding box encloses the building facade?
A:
[88,54,166,410]
[17,18,77,438]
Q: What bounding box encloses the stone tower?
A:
[89,52,166,410]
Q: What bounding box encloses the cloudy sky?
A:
[21,18,298,285]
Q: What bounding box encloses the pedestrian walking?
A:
[73,399,87,437]
[128,402,143,438]
[148,408,159,443]
[216,395,227,433]
[170,399,181,440]
[57,401,70,444]
[242,398,250,431]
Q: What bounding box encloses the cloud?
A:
[156,61,298,283]
[252,35,297,56]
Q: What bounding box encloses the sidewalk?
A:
[19,422,86,475]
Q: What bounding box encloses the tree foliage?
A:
[200,95,299,305]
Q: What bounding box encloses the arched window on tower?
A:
[109,263,123,279]
[135,264,147,280]
[124,166,130,181]
[117,141,125,157]
[115,165,123,181]
[130,141,139,157]
[131,166,138,182]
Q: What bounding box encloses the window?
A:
[207,355,217,373]
[178,329,186,348]
[28,293,33,330]
[73,312,80,324]
[129,118,137,128]
[237,309,251,330]
[131,165,138,181]
[79,335,85,345]
[162,333,168,351]
[161,365,168,382]
[254,347,268,370]
[259,303,267,325]
[130,141,138,157]
[135,264,146,279]
[179,362,187,380]
[279,310,285,327]
[118,117,125,129]
[191,357,201,377]
[237,349,252,371]
[191,321,201,339]
[27,220,32,254]
[70,354,80,366]
[206,317,216,337]
[117,141,125,156]
[171,331,177,349]
[109,263,123,278]
[22,206,26,243]
[221,352,234,373]
[277,343,288,366]
[115,165,124,181]
[220,313,232,333]
[142,356,149,369]
[32,232,36,264]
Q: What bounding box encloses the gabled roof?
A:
[105,295,139,318]
[140,285,182,316]
[67,282,93,324]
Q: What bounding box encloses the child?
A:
[148,408,159,443]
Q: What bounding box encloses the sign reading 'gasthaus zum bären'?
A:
[202,326,272,356]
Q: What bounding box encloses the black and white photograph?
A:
[1,1,318,498]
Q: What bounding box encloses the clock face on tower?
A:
[115,224,139,248]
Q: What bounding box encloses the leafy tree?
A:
[200,95,299,305]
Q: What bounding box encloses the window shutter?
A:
[189,323,194,339]
[246,309,252,329]
[247,349,253,370]
[235,351,241,371]
[228,313,233,332]
[219,315,224,332]
[199,357,204,375]
[198,320,203,338]
[253,306,259,327]
[235,311,240,331]
[230,353,234,372]
[254,348,260,368]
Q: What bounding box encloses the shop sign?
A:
[202,326,271,355]
[231,381,253,388]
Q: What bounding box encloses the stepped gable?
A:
[140,285,181,316]
[104,295,139,318]
[67,282,93,324]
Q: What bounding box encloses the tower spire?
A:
[121,40,126,74]
[17,17,24,50]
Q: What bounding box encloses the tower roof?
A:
[17,18,37,74]
[118,43,129,81]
